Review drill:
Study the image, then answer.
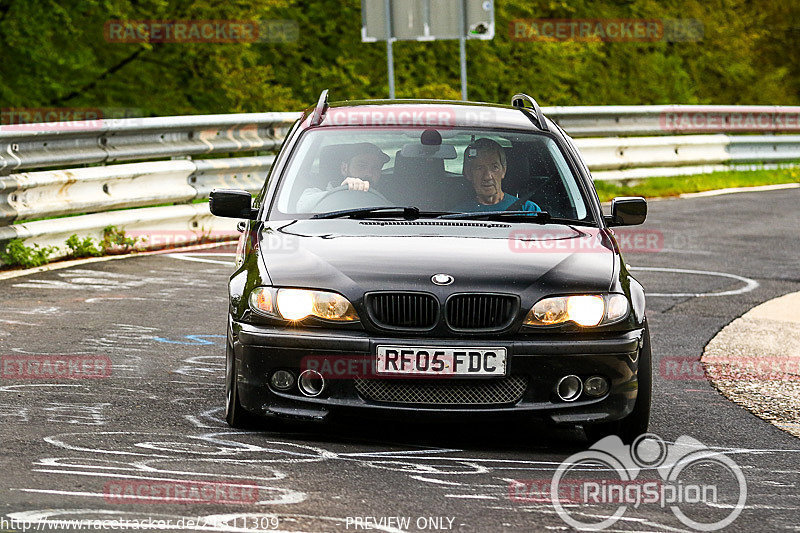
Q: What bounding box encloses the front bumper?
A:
[232,321,644,426]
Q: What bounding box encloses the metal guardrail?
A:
[0,112,299,175]
[0,156,273,225]
[545,105,800,137]
[1,105,798,264]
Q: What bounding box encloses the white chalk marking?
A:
[628,266,759,297]
[444,494,496,500]
[0,318,40,326]
[167,253,235,266]
[409,475,464,486]
[339,448,459,457]
[680,182,800,199]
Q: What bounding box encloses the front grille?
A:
[354,375,528,406]
[366,292,438,330]
[446,294,517,331]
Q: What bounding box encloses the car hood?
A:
[259,219,616,298]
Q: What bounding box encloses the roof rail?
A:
[310,89,329,126]
[511,93,549,132]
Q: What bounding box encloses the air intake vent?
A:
[446,294,518,331]
[366,292,438,330]
[354,375,528,406]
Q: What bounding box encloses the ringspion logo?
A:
[549,434,746,531]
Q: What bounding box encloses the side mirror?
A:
[209,189,257,219]
[605,197,647,226]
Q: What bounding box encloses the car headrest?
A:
[393,150,445,178]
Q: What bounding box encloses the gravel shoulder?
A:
[702,291,800,438]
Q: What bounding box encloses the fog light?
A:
[270,370,295,391]
[556,375,583,402]
[584,376,610,397]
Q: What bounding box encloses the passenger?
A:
[455,138,540,212]
[296,143,390,211]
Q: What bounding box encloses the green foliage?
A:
[65,234,103,258]
[594,167,800,202]
[0,239,56,268]
[0,0,797,115]
[100,225,139,253]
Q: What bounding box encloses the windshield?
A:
[270,127,592,221]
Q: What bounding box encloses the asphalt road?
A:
[1,188,799,532]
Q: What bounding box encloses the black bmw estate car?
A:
[210,91,651,442]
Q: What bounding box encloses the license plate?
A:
[375,346,507,376]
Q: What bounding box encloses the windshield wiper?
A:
[437,210,596,226]
[311,206,452,220]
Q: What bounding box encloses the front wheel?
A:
[585,320,652,444]
[225,339,256,428]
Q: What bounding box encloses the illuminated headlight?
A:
[249,287,359,322]
[524,294,629,327]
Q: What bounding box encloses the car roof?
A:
[299,99,556,132]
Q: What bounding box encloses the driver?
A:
[455,138,540,213]
[296,143,390,212]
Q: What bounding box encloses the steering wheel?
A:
[310,185,392,212]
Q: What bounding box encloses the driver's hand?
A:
[341,177,370,191]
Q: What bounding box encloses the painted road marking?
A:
[629,266,759,297]
[167,253,235,266]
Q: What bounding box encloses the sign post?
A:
[458,0,467,100]
[362,0,494,101]
[383,0,395,98]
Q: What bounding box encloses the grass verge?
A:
[594,167,800,202]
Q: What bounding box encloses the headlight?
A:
[249,287,359,322]
[524,294,629,327]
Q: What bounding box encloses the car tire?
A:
[225,338,256,429]
[584,319,652,444]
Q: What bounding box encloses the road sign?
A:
[361,0,495,100]
[362,0,494,41]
